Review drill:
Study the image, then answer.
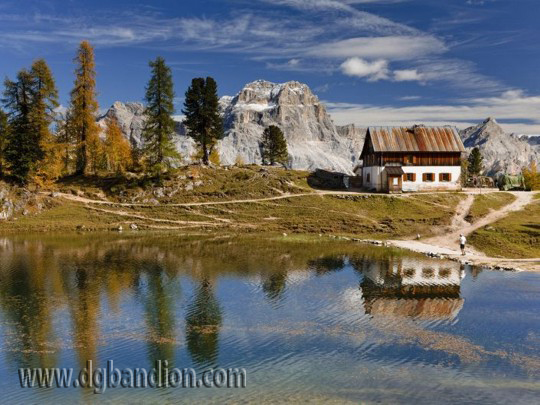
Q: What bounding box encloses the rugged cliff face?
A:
[98,101,146,146]
[460,117,539,176]
[217,80,359,172]
[97,82,538,176]
[98,80,362,173]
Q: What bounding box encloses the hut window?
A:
[403,173,416,182]
[423,173,435,182]
[404,155,414,165]
[366,173,371,183]
[439,173,451,182]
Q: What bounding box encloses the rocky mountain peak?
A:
[219,80,356,171]
[460,117,539,175]
[98,80,362,173]
[233,80,319,107]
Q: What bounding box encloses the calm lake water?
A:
[0,234,539,404]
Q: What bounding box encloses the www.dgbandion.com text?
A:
[18,360,247,394]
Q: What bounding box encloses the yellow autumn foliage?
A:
[104,117,132,174]
[523,161,540,190]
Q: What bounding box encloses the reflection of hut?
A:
[361,258,464,319]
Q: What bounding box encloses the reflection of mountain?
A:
[360,258,464,320]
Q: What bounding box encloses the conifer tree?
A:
[86,131,105,175]
[69,41,99,176]
[57,110,76,175]
[104,116,132,174]
[142,57,178,175]
[261,125,288,166]
[2,70,39,183]
[30,59,61,183]
[183,77,223,165]
[0,109,8,177]
[468,147,484,176]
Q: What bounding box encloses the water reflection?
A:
[143,264,179,367]
[186,278,222,368]
[0,236,472,373]
[359,258,465,320]
[6,235,538,405]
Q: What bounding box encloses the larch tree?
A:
[142,57,179,175]
[69,41,100,176]
[0,109,8,177]
[57,109,76,175]
[468,147,484,176]
[104,116,132,174]
[260,125,288,166]
[30,59,61,183]
[183,77,223,165]
[2,70,39,183]
[523,161,540,191]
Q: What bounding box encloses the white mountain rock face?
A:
[97,82,537,176]
[460,117,539,176]
[98,80,362,173]
[217,80,359,172]
[98,101,145,146]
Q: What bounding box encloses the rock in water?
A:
[460,117,540,176]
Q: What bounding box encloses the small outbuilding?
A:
[356,126,465,193]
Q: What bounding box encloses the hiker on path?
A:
[459,234,467,256]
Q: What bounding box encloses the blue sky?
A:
[1,0,539,134]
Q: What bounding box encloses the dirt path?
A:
[53,191,315,207]
[424,191,533,249]
[388,192,539,271]
[51,190,539,270]
[50,190,414,208]
[86,206,223,228]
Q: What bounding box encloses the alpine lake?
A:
[0,233,538,404]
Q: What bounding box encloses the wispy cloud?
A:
[311,36,446,60]
[0,0,517,96]
[326,90,540,134]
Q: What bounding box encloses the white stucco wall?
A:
[362,165,461,192]
[363,166,384,190]
[402,166,461,192]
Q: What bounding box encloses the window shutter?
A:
[403,174,407,182]
[447,173,451,181]
[439,173,443,182]
[412,173,416,182]
[422,173,427,182]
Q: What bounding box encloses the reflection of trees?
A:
[308,256,346,276]
[262,271,287,302]
[0,253,58,369]
[185,278,222,368]
[63,266,101,368]
[142,263,179,368]
[0,234,405,371]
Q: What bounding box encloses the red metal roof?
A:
[367,126,465,153]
